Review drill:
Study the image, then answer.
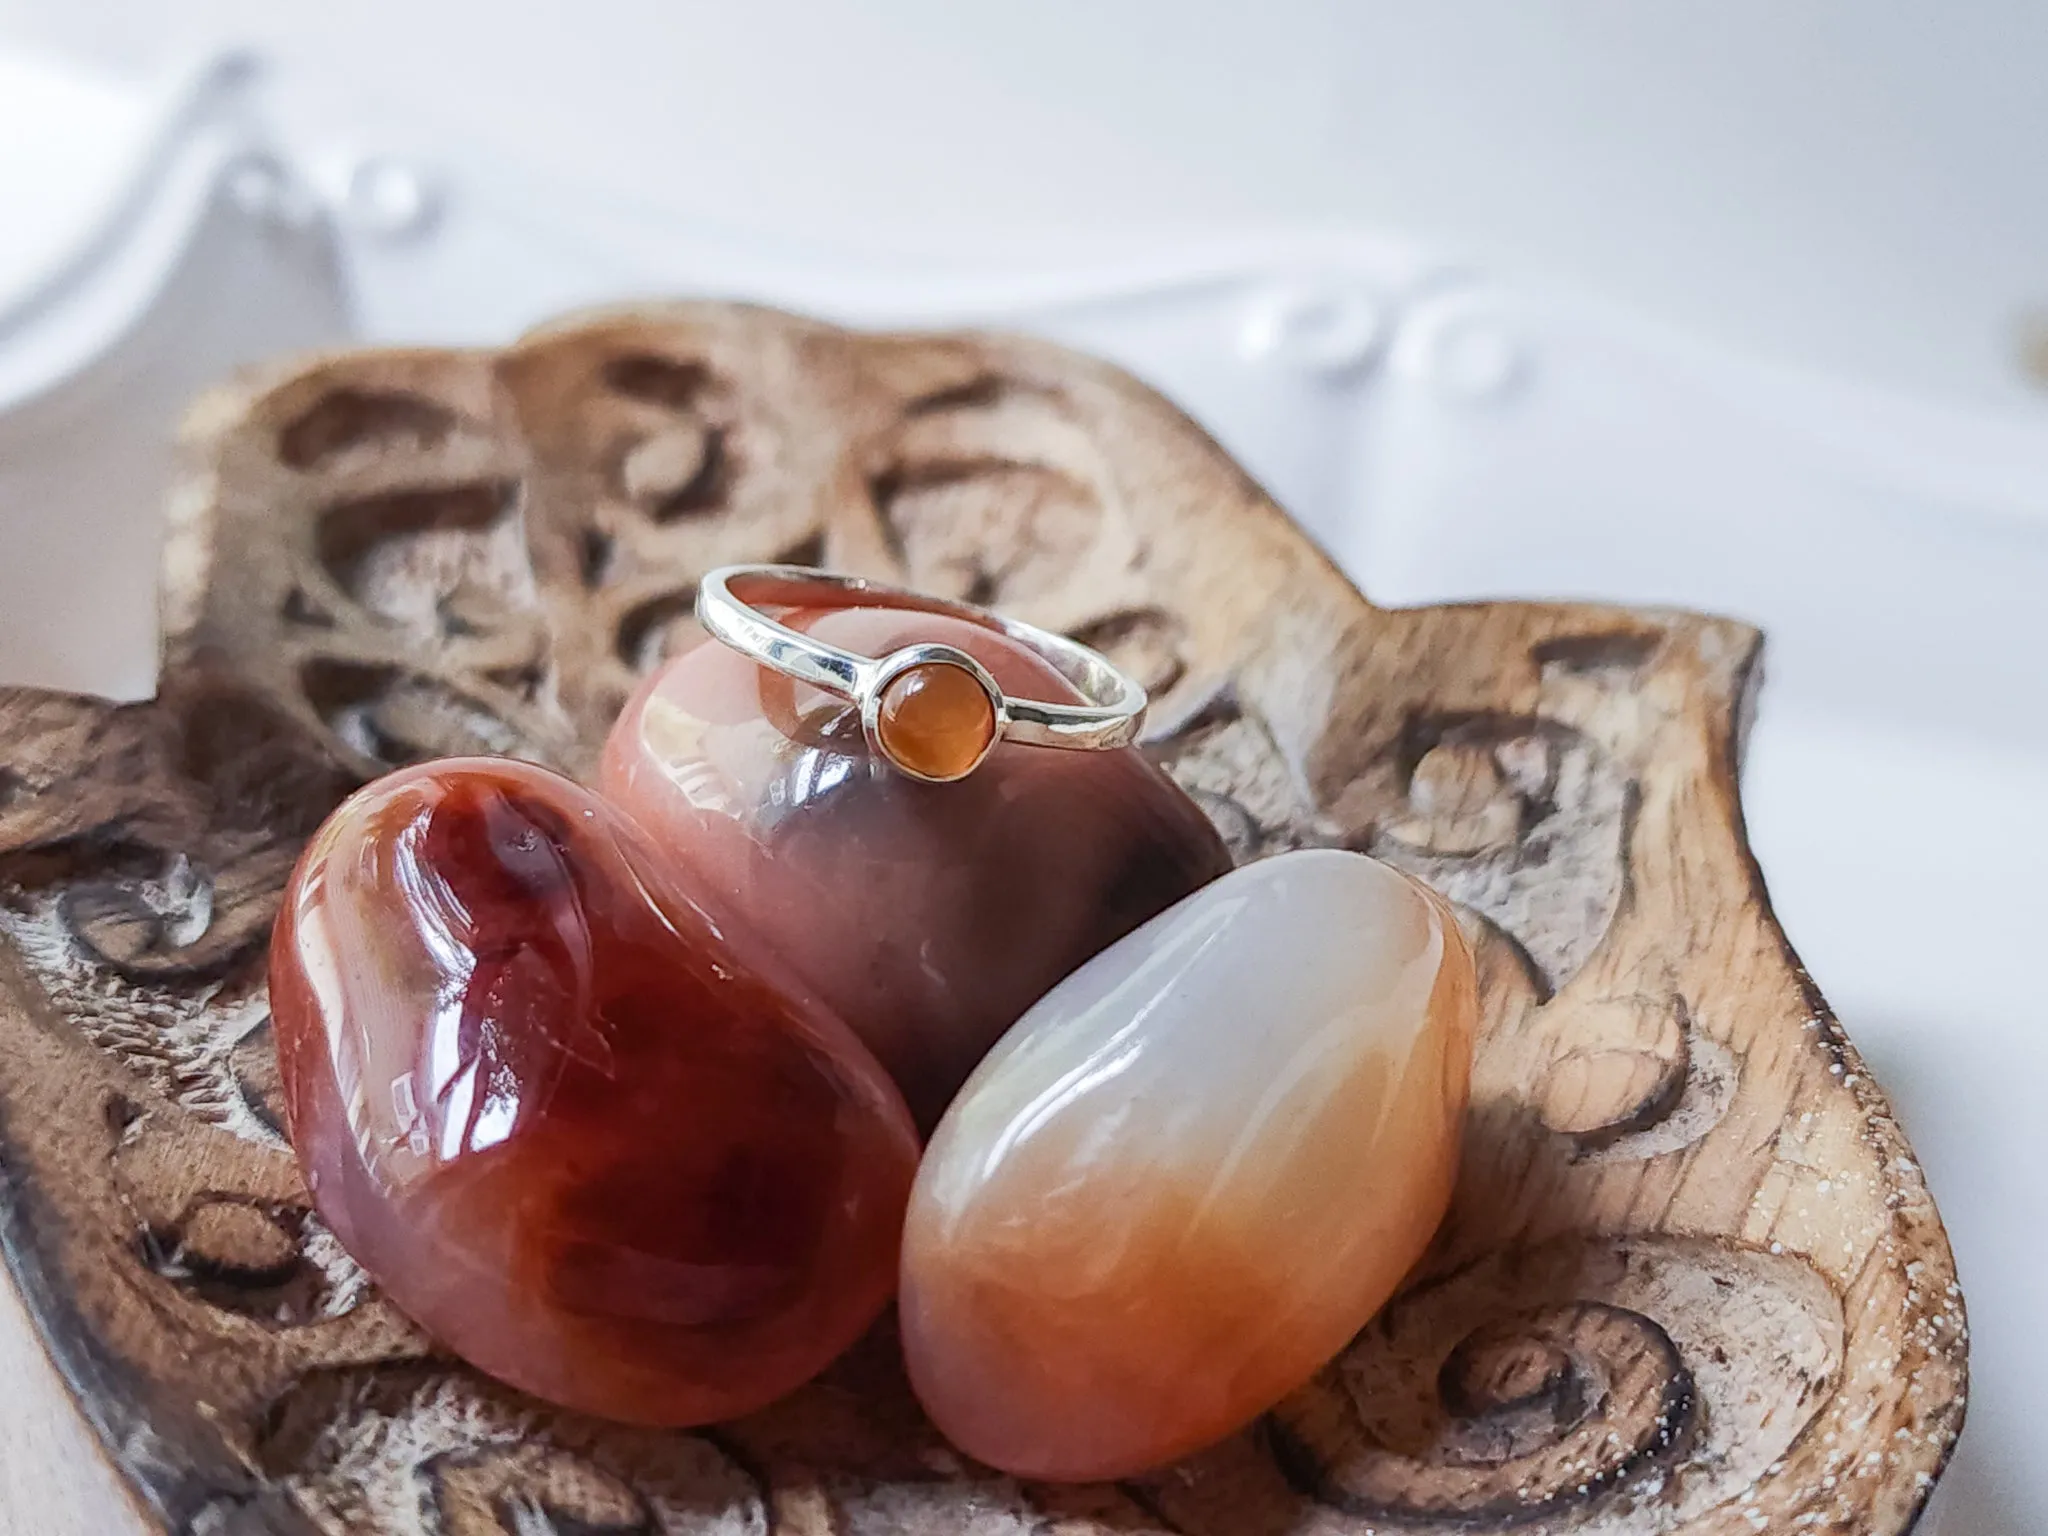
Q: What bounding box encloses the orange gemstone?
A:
[900,850,1476,1480]
[269,760,919,1426]
[600,608,1234,1131]
[874,661,998,780]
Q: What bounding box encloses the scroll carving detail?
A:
[0,305,1962,1536]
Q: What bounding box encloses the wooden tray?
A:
[0,303,1964,1534]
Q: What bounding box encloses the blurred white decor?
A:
[0,15,2043,1532]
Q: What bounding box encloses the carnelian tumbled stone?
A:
[600,607,1234,1131]
[269,758,919,1426]
[900,850,1476,1481]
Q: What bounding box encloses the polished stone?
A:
[899,849,1477,1481]
[874,660,997,781]
[600,607,1232,1131]
[269,758,919,1426]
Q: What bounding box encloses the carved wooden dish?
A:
[0,303,1964,1535]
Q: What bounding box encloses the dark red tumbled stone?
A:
[600,606,1235,1131]
[269,758,919,1426]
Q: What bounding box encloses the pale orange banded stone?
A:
[899,848,1476,1481]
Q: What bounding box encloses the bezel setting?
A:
[859,643,1006,783]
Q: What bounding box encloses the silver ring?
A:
[695,564,1149,783]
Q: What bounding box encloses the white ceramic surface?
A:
[0,44,2038,1532]
[10,4,2048,415]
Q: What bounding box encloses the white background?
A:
[8,2,2048,415]
[0,7,2044,1534]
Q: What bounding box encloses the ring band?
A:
[695,565,1149,782]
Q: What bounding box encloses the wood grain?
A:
[0,302,1965,1535]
